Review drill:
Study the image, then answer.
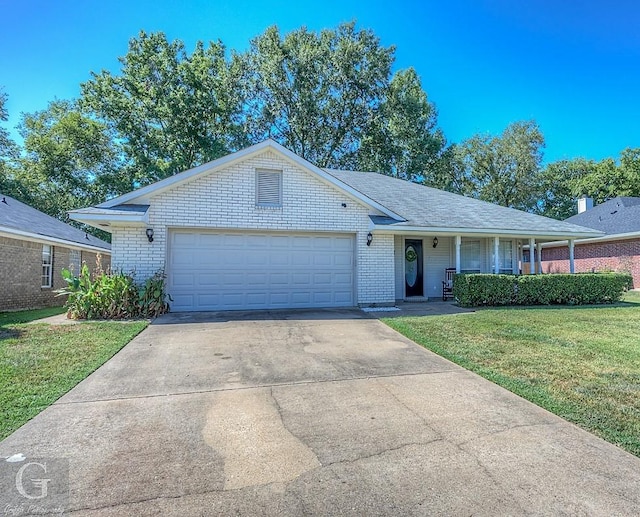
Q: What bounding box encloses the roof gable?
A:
[0,194,111,250]
[98,140,403,220]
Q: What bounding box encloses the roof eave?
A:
[541,230,640,247]
[68,211,149,231]
[370,224,604,240]
[0,227,111,253]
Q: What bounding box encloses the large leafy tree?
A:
[454,120,545,211]
[571,148,640,204]
[0,90,22,195]
[537,158,598,219]
[81,31,246,185]
[16,100,120,221]
[358,67,447,180]
[241,23,394,168]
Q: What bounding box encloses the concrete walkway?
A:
[2,308,640,515]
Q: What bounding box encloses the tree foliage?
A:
[81,30,246,185]
[242,23,393,168]
[0,90,21,195]
[358,67,446,180]
[16,100,119,221]
[452,120,545,211]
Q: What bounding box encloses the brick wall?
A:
[111,150,396,305]
[540,238,640,288]
[0,235,111,311]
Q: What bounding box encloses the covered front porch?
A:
[388,233,582,301]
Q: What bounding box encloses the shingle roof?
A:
[0,194,111,250]
[324,169,598,236]
[564,197,640,235]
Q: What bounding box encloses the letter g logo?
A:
[15,461,51,500]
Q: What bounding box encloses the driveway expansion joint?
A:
[54,368,461,406]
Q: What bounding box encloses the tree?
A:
[454,120,545,211]
[571,148,640,204]
[537,158,598,219]
[16,100,119,221]
[358,67,447,181]
[241,23,390,168]
[0,89,22,195]
[81,31,245,185]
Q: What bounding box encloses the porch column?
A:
[493,236,500,274]
[518,241,524,274]
[569,239,575,274]
[528,238,536,274]
[537,242,543,275]
[455,235,461,273]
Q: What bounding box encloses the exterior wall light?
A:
[366,232,373,246]
[433,237,438,248]
[146,228,154,243]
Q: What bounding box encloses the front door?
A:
[405,239,424,297]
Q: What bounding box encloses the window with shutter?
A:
[255,169,282,207]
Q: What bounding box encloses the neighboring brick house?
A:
[70,140,599,311]
[538,197,640,288]
[0,194,111,311]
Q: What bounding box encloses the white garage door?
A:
[168,230,355,311]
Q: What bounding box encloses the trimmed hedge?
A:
[453,273,632,308]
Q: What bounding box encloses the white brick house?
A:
[71,140,601,311]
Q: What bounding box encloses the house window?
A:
[460,240,481,273]
[69,249,81,275]
[255,169,282,207]
[42,245,53,288]
[498,241,513,273]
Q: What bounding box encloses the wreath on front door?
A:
[405,247,418,262]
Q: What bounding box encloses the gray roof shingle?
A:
[0,194,111,250]
[565,197,640,235]
[324,169,599,236]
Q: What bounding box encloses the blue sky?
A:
[2,0,639,163]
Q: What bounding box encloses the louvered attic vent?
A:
[256,169,283,207]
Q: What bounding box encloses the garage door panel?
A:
[270,253,289,266]
[334,291,353,303]
[168,231,354,311]
[335,273,354,287]
[334,254,353,266]
[291,253,312,266]
[313,255,332,266]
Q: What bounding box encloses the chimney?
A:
[577,196,593,214]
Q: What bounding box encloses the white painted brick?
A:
[112,151,395,305]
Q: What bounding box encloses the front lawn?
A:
[384,294,640,457]
[0,309,148,440]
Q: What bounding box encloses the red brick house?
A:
[538,197,640,288]
[0,194,111,311]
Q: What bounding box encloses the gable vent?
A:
[256,169,282,207]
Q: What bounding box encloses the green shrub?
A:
[454,272,632,308]
[453,274,515,307]
[57,265,170,319]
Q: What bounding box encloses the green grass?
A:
[384,294,640,456]
[0,309,148,440]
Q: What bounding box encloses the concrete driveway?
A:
[2,309,640,515]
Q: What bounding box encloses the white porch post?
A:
[569,239,575,274]
[518,241,524,274]
[493,236,500,274]
[537,242,543,275]
[455,235,461,273]
[528,238,536,274]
